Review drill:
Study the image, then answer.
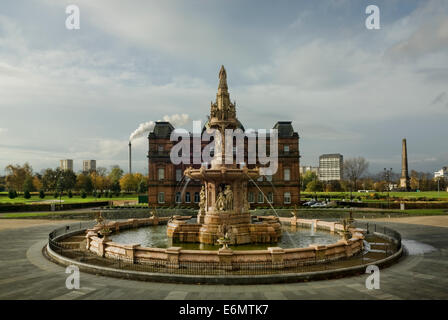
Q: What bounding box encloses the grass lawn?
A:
[302,191,448,200]
[0,195,138,205]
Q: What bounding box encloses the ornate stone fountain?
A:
[167,66,282,245]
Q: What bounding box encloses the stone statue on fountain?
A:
[224,185,233,211]
[216,189,226,211]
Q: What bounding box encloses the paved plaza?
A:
[0,219,447,300]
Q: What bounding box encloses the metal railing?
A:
[354,221,401,250]
[48,221,402,276]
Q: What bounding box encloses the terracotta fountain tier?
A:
[166,65,282,245]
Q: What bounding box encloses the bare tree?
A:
[343,157,369,192]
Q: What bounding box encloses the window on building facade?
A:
[268,192,273,204]
[284,168,290,181]
[248,192,255,203]
[158,145,164,152]
[257,192,264,203]
[266,175,272,182]
[158,168,165,180]
[284,145,289,154]
[284,192,291,204]
[257,175,263,182]
[185,192,191,203]
[158,192,165,204]
[194,192,199,203]
[176,169,182,182]
[175,192,181,203]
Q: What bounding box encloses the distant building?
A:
[83,160,97,172]
[318,154,343,181]
[434,167,448,179]
[300,166,319,176]
[60,159,73,171]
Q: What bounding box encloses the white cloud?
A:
[1,1,448,174]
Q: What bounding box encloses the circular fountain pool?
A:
[110,223,339,251]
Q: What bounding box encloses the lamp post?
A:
[384,168,392,209]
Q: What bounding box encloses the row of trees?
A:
[301,157,447,192]
[0,163,149,195]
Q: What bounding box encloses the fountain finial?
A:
[219,65,227,88]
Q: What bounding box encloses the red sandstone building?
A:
[147,67,300,208]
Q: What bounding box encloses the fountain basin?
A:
[84,217,364,267]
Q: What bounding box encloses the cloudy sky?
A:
[0,0,447,175]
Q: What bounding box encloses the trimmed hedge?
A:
[0,201,109,213]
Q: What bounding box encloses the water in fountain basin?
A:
[110,221,338,251]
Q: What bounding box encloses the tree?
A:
[343,157,369,192]
[23,176,34,193]
[306,180,324,192]
[76,173,93,193]
[8,190,17,199]
[325,180,342,192]
[109,165,124,184]
[42,168,58,191]
[33,175,43,191]
[120,173,138,192]
[111,180,121,195]
[300,171,318,191]
[39,190,45,199]
[5,163,33,191]
[24,190,31,199]
[59,169,77,191]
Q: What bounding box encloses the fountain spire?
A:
[210,65,237,125]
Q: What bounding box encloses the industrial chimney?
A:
[128,141,132,174]
[400,138,410,191]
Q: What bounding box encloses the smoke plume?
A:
[129,113,190,142]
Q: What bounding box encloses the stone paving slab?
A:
[0,220,447,299]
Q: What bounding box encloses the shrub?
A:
[39,190,45,199]
[24,190,31,199]
[92,191,97,198]
[80,190,87,199]
[68,190,73,198]
[53,192,59,198]
[8,190,17,199]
